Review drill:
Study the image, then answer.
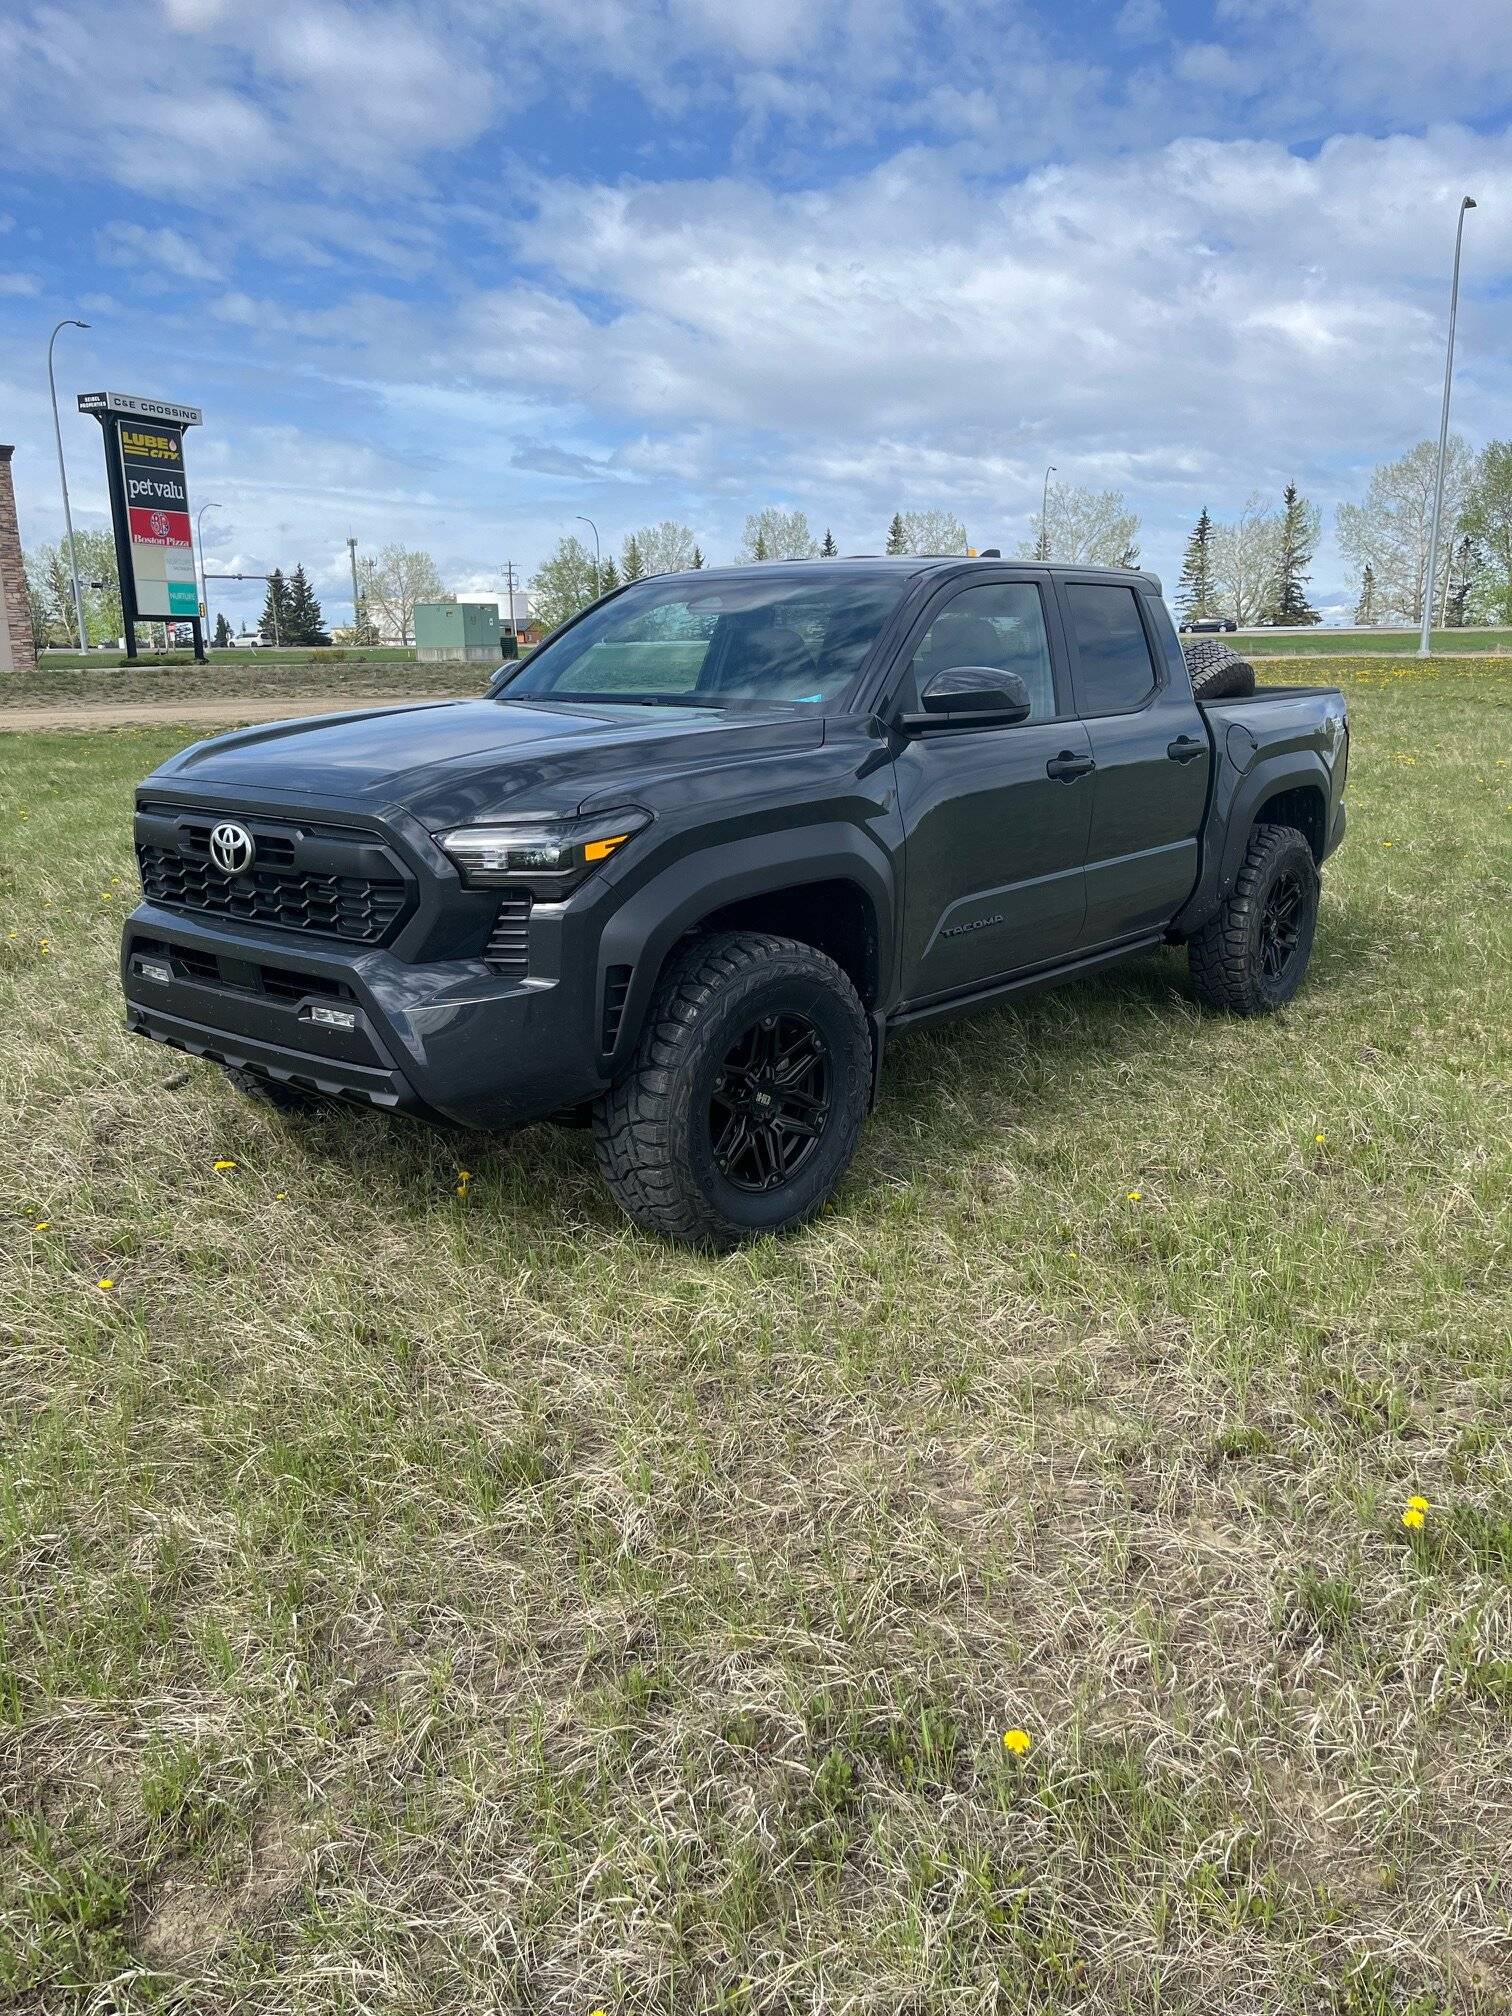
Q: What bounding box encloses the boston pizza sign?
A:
[78,391,204,640]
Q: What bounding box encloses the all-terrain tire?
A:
[221,1064,326,1113]
[593,930,871,1248]
[1187,823,1320,1015]
[1182,637,1257,702]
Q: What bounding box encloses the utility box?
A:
[414,600,501,663]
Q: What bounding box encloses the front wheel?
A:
[593,931,871,1248]
[1187,823,1320,1015]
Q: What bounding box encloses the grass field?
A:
[3,658,478,712]
[1240,629,1512,658]
[1,659,1509,2013]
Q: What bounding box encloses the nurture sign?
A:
[79,392,204,637]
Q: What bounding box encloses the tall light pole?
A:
[346,535,362,638]
[1038,464,1056,562]
[1420,196,1477,659]
[196,502,221,638]
[47,318,92,651]
[576,514,601,595]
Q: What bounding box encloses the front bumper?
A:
[121,899,610,1129]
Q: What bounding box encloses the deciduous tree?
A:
[356,544,448,645]
[1460,440,1512,625]
[529,535,599,632]
[1210,495,1281,627]
[896,509,967,555]
[738,508,817,562]
[1336,437,1474,624]
[622,521,696,576]
[1020,483,1140,567]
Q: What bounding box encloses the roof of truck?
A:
[662,555,1163,593]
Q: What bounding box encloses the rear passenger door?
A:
[1059,579,1211,947]
[889,574,1094,1003]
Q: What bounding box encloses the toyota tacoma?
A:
[121,559,1349,1245]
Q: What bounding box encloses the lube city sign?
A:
[79,390,205,656]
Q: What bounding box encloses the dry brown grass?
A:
[0,659,1509,2013]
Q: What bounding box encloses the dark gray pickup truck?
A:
[121,559,1348,1245]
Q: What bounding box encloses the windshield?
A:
[498,566,905,710]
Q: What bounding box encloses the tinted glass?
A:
[908,582,1056,720]
[1065,584,1157,714]
[503,568,904,709]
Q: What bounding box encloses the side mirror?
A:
[901,665,1033,731]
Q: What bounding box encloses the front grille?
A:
[483,893,533,974]
[137,844,407,943]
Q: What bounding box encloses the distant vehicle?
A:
[229,631,270,649]
[122,559,1349,1247]
[1180,616,1238,634]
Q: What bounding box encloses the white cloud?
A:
[98,222,221,280]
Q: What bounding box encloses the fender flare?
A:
[1174,750,1332,937]
[596,823,898,1069]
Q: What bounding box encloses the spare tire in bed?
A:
[1182,637,1257,702]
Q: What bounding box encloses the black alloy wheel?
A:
[1259,867,1307,983]
[709,1011,831,1192]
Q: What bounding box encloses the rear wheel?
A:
[1187,823,1320,1015]
[593,931,871,1247]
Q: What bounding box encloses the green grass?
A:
[1241,629,1512,658]
[38,646,422,669]
[1,658,1509,2012]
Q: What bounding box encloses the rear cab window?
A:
[1064,583,1159,716]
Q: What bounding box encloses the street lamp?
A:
[47,318,92,651]
[196,502,222,639]
[1038,464,1056,562]
[576,514,601,595]
[1420,196,1477,659]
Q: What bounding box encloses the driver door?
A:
[890,575,1093,1004]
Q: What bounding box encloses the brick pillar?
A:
[0,445,38,674]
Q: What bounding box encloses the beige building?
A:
[0,446,38,673]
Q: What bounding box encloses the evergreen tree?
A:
[885,512,906,555]
[283,564,329,645]
[1264,482,1321,625]
[1354,564,1376,624]
[1446,534,1478,627]
[621,534,645,582]
[821,528,837,557]
[259,568,291,643]
[1176,507,1215,620]
[213,612,232,647]
[690,546,705,570]
[752,531,769,561]
[600,555,621,592]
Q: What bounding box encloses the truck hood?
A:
[154,696,827,827]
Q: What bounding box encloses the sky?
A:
[2,0,1511,630]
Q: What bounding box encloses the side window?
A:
[1065,584,1158,715]
[906,582,1057,720]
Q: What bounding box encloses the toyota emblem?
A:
[209,821,255,875]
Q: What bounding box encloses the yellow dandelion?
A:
[275,1191,286,1201]
[1402,1506,1424,1530]
[1382,840,1393,848]
[1126,1189,1142,1203]
[1314,1132,1326,1144]
[1406,1494,1429,1514]
[39,939,50,953]
[212,1159,237,1172]
[33,1220,49,1231]
[97,1277,115,1292]
[456,1168,472,1180]
[1002,1727,1032,1756]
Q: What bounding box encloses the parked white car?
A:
[230,631,270,649]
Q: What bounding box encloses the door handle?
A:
[1167,735,1206,763]
[1046,751,1095,781]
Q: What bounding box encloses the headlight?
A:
[435,810,651,891]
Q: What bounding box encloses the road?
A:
[0,696,445,733]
